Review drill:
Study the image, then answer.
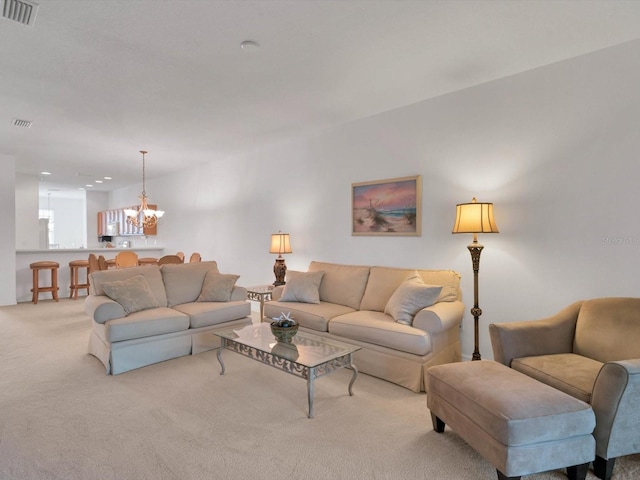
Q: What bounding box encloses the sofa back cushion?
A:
[574,297,640,362]
[89,264,168,307]
[308,261,370,310]
[360,266,461,312]
[161,261,220,307]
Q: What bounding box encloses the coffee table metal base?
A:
[217,337,358,418]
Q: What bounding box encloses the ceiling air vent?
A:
[12,118,33,128]
[2,0,38,27]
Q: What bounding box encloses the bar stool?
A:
[30,261,60,304]
[69,259,90,299]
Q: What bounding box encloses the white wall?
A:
[15,174,40,250]
[1,155,17,305]
[38,195,86,249]
[86,190,109,247]
[105,39,640,358]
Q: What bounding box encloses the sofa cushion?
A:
[384,276,442,325]
[308,261,370,309]
[161,261,219,307]
[279,270,324,304]
[197,272,239,302]
[89,265,168,307]
[101,274,161,315]
[99,307,190,343]
[264,300,355,332]
[173,301,251,329]
[360,266,460,312]
[574,297,640,363]
[512,353,603,403]
[328,310,432,356]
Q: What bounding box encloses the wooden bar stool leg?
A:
[32,267,39,304]
[52,267,58,301]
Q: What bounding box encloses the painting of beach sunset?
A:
[352,175,421,236]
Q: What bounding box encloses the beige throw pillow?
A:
[384,275,442,325]
[197,272,240,302]
[101,274,161,315]
[279,270,325,304]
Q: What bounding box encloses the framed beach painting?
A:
[352,175,422,236]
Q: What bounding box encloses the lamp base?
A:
[273,257,287,286]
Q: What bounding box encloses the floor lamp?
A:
[452,198,499,361]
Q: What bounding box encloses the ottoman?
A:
[427,361,595,480]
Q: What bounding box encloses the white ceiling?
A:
[3,0,640,196]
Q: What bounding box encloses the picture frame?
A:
[352,175,422,236]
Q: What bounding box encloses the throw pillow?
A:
[101,274,161,315]
[279,270,325,304]
[384,275,443,325]
[197,271,240,302]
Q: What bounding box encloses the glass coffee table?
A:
[214,323,361,418]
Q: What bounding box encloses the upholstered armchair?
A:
[489,297,640,480]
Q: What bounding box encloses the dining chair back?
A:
[115,251,139,268]
[158,255,184,266]
[176,251,185,261]
[98,255,109,271]
[189,252,201,263]
[88,253,101,274]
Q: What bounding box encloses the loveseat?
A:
[85,261,251,374]
[489,297,640,480]
[263,261,465,392]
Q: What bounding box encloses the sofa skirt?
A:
[88,316,252,375]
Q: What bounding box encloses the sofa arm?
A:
[84,295,126,324]
[489,301,583,366]
[270,285,285,301]
[591,359,640,459]
[413,300,464,334]
[231,286,248,301]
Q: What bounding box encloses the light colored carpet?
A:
[0,299,638,480]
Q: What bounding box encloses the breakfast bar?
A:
[15,247,165,303]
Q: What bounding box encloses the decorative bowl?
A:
[270,321,299,343]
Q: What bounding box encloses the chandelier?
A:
[124,150,165,229]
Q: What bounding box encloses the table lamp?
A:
[452,197,499,360]
[269,232,292,286]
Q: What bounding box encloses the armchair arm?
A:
[413,300,464,334]
[84,295,126,324]
[591,359,640,459]
[489,300,583,366]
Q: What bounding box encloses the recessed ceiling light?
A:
[40,171,51,175]
[78,187,85,191]
[104,176,112,180]
[95,180,103,184]
[85,184,94,187]
[240,40,259,51]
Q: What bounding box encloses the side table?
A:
[246,284,274,321]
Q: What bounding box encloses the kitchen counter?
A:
[15,247,165,303]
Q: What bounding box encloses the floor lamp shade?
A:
[452,198,498,361]
[452,199,499,235]
[269,232,292,286]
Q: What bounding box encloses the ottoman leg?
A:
[567,462,590,480]
[497,471,520,480]
[431,413,445,433]
[593,456,615,480]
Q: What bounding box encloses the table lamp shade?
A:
[269,233,292,255]
[452,198,499,234]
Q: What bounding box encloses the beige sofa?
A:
[264,261,464,392]
[85,261,251,375]
[489,297,640,480]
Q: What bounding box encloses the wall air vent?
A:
[12,118,33,128]
[2,0,38,27]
